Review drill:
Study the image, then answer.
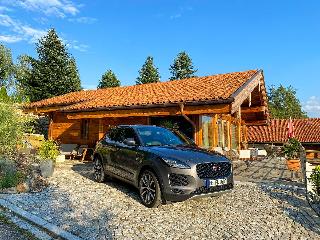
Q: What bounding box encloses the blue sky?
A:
[0,0,319,117]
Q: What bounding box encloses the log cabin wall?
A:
[49,111,247,150]
[49,113,148,147]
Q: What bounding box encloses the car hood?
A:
[141,145,230,165]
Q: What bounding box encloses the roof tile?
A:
[28,70,258,111]
[248,119,320,143]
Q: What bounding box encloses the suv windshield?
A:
[136,126,188,147]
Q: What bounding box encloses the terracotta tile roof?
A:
[28,70,259,111]
[248,118,320,143]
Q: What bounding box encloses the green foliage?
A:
[282,138,300,159]
[38,140,59,161]
[310,165,320,195]
[0,87,11,103]
[158,119,178,130]
[98,69,120,88]
[268,85,307,119]
[136,56,160,85]
[0,171,24,190]
[0,103,31,156]
[169,51,197,80]
[0,44,14,88]
[17,28,82,102]
[0,159,24,189]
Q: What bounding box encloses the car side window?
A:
[105,128,122,143]
[106,127,139,145]
[122,128,139,145]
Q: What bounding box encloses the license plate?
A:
[207,178,227,187]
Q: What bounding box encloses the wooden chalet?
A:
[25,69,269,151]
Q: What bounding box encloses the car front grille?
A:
[196,162,231,179]
[193,183,233,195]
[169,173,189,186]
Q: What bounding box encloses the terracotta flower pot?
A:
[286,159,300,171]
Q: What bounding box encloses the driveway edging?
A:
[0,198,82,240]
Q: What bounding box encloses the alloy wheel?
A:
[139,172,157,205]
[94,159,104,182]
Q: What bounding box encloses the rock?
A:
[16,182,29,193]
[1,187,17,194]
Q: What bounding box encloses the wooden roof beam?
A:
[241,106,266,114]
[245,119,269,126]
[66,104,231,120]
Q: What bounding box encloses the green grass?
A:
[0,210,38,240]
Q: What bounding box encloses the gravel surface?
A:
[0,221,26,240]
[1,162,320,240]
[233,157,302,184]
[0,210,37,240]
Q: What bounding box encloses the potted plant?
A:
[282,138,301,171]
[309,165,320,196]
[37,140,59,178]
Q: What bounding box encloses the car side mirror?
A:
[123,138,136,146]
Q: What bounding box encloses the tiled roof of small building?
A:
[28,70,259,111]
[248,118,320,143]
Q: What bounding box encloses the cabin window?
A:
[81,119,89,139]
[201,116,214,149]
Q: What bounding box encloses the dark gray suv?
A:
[93,125,233,208]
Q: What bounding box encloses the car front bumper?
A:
[159,164,234,203]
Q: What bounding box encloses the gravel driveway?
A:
[1,162,320,239]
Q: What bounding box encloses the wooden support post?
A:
[48,115,53,140]
[237,107,242,151]
[237,120,242,151]
[227,120,231,149]
[146,116,151,125]
[212,114,218,147]
[98,119,104,139]
[197,116,203,147]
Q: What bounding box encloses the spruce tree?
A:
[18,28,81,102]
[98,69,120,89]
[169,51,197,80]
[136,56,160,85]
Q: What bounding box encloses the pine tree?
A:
[169,51,197,80]
[136,56,160,85]
[18,28,82,102]
[98,69,120,89]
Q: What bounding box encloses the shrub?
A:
[37,140,59,161]
[0,171,24,189]
[310,165,320,196]
[0,159,25,189]
[0,102,32,157]
[282,138,300,159]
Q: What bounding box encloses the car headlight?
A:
[162,158,191,169]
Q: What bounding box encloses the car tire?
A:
[139,170,162,208]
[93,157,106,183]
